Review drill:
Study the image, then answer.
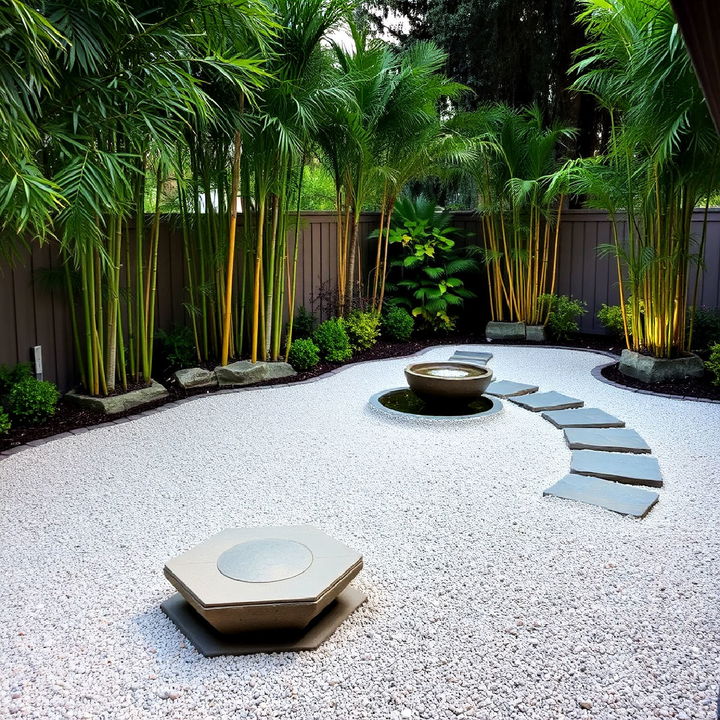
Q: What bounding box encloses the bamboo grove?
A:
[572,0,720,357]
[449,105,575,326]
[1,0,467,396]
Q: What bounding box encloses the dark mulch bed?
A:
[601,362,720,402]
[1,332,715,453]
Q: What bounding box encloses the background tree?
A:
[362,0,608,162]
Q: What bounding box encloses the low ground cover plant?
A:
[312,319,352,362]
[287,339,320,372]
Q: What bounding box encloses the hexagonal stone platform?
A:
[485,380,539,398]
[162,526,366,655]
[510,391,584,412]
[448,351,493,364]
[564,427,650,454]
[544,474,659,518]
[542,407,625,429]
[570,450,663,487]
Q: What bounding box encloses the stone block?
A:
[619,349,704,383]
[564,427,650,453]
[544,474,659,518]
[174,367,217,389]
[485,321,526,341]
[485,380,539,398]
[542,407,625,429]
[570,450,663,487]
[525,325,547,342]
[510,390,583,412]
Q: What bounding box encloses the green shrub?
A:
[0,409,10,435]
[597,303,632,338]
[538,294,587,340]
[688,306,720,350]
[292,306,317,339]
[344,310,380,352]
[6,377,60,425]
[312,318,352,363]
[381,306,414,342]
[287,338,320,372]
[706,343,720,385]
[155,326,196,372]
[0,363,32,396]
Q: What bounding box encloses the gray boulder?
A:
[174,367,217,389]
[66,380,168,415]
[213,361,296,387]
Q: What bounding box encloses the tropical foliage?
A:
[572,0,720,357]
[383,196,477,331]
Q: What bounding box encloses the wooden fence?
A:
[2,208,720,390]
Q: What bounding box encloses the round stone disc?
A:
[216,539,314,583]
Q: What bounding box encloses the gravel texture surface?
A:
[1,345,718,720]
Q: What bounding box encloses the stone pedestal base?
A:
[161,587,367,657]
[619,349,704,383]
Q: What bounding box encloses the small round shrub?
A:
[312,318,352,363]
[706,343,720,386]
[287,338,320,372]
[597,303,633,339]
[6,377,60,425]
[381,306,414,342]
[0,363,32,396]
[0,409,10,435]
[344,310,380,352]
[538,293,587,340]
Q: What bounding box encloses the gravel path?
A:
[1,345,718,720]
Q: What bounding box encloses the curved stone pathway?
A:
[450,352,662,518]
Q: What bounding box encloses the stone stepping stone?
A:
[449,351,493,364]
[510,391,583,412]
[570,450,663,488]
[564,427,650,454]
[485,380,539,398]
[542,407,625,429]
[544,474,659,518]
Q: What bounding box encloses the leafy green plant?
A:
[155,326,196,373]
[385,196,477,331]
[597,303,633,339]
[344,310,380,352]
[538,294,587,340]
[312,318,352,362]
[287,338,320,372]
[0,409,10,435]
[0,363,33,396]
[706,344,720,385]
[6,377,60,426]
[381,306,414,342]
[292,307,317,340]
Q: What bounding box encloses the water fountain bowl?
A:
[404,361,493,405]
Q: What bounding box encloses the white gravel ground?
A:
[1,345,718,720]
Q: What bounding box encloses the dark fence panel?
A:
[2,208,720,390]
